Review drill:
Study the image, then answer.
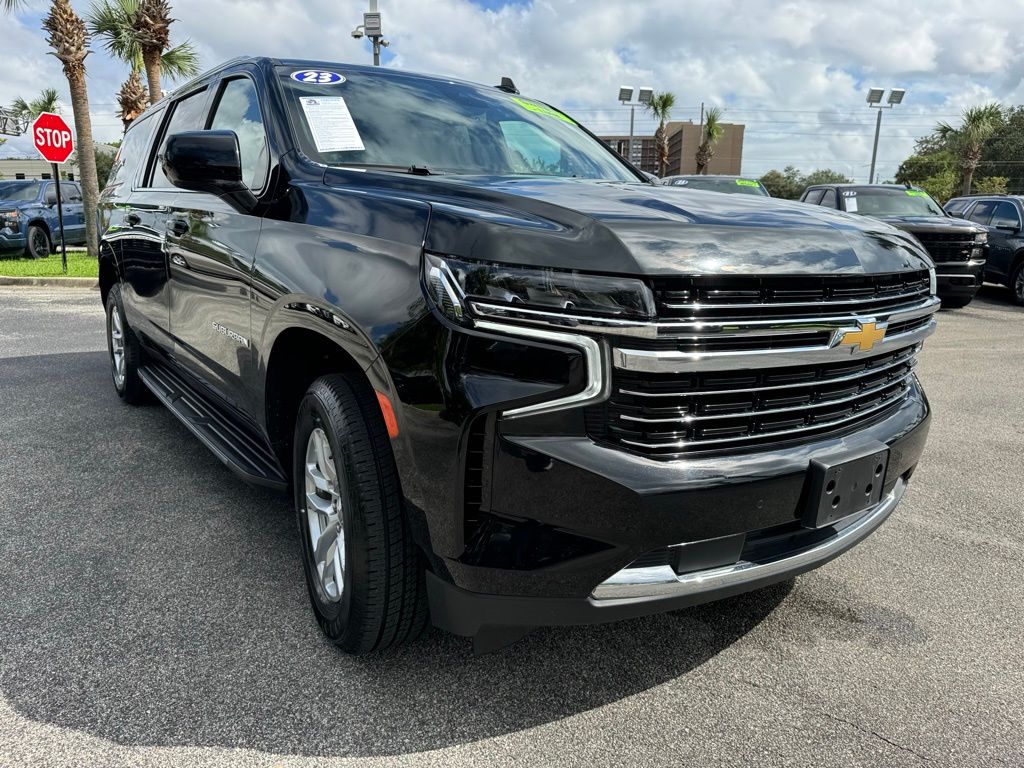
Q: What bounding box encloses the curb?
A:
[0,276,99,288]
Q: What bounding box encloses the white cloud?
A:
[3,0,1024,181]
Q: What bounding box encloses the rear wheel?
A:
[105,283,147,404]
[25,224,49,260]
[1011,261,1024,306]
[293,374,428,654]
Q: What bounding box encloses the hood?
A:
[411,176,933,276]
[870,213,983,234]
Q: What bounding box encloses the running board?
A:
[138,362,288,492]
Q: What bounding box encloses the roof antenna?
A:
[496,76,519,94]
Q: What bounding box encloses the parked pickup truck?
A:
[98,57,938,654]
[0,178,86,258]
[800,183,987,308]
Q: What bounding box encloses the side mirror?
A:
[162,130,257,212]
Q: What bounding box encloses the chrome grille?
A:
[588,345,921,456]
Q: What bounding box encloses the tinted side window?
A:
[989,201,1021,229]
[43,185,57,205]
[149,88,210,188]
[63,182,82,201]
[803,189,824,205]
[968,201,997,226]
[209,78,269,190]
[945,198,969,215]
[107,114,160,193]
[820,189,838,208]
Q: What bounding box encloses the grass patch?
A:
[0,248,97,278]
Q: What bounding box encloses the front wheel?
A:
[25,224,50,260]
[293,374,428,654]
[1011,261,1024,306]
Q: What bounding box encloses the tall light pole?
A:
[867,86,905,183]
[352,0,389,66]
[618,85,653,167]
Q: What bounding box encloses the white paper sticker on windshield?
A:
[299,96,364,152]
[845,196,858,212]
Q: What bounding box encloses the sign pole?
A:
[52,163,67,274]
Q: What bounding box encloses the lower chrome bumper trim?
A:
[591,478,906,601]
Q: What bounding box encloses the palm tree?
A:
[644,92,676,177]
[10,88,60,119]
[88,0,199,105]
[43,0,101,259]
[116,70,147,131]
[695,106,725,175]
[934,104,1003,196]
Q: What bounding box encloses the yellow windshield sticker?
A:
[905,189,928,197]
[512,97,574,124]
[735,179,759,187]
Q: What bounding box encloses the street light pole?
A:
[866,87,905,184]
[618,86,653,169]
[353,0,389,66]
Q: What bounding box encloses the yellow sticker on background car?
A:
[736,179,759,187]
[512,97,574,124]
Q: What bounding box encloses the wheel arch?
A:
[98,241,119,307]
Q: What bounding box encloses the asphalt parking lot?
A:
[0,285,1022,768]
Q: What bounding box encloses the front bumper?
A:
[935,259,985,302]
[429,477,908,641]
[0,230,26,253]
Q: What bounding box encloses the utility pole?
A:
[352,0,389,66]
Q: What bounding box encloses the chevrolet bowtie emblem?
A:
[839,321,887,352]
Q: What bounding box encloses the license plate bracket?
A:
[803,442,890,529]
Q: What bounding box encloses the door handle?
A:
[125,213,141,227]
[167,218,190,237]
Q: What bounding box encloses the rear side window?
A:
[803,188,825,205]
[149,88,210,188]
[945,198,969,215]
[63,182,82,201]
[967,201,997,226]
[990,201,1021,229]
[107,114,159,193]
[820,189,838,208]
[209,78,269,190]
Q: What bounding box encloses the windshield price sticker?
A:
[299,96,365,152]
[512,97,574,124]
[846,197,858,212]
[291,70,346,85]
[735,179,759,187]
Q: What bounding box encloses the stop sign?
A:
[32,112,75,164]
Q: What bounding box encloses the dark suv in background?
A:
[662,174,770,196]
[0,179,86,258]
[97,57,938,654]
[801,183,986,308]
[944,195,1024,304]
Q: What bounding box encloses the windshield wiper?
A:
[336,163,444,176]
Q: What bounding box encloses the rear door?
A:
[165,74,271,417]
[984,201,1022,282]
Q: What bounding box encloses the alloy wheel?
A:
[109,304,126,388]
[304,427,346,603]
[1015,268,1024,304]
[29,228,48,259]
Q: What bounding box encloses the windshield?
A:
[278,66,640,181]
[668,177,768,196]
[842,188,945,216]
[0,181,41,202]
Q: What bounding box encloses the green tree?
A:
[10,88,60,118]
[695,106,724,175]
[644,92,675,177]
[934,103,1003,196]
[802,168,853,186]
[758,166,803,199]
[978,106,1024,193]
[88,0,198,105]
[973,176,1008,195]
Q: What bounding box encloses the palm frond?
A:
[88,0,144,66]
[160,40,198,80]
[703,106,726,143]
[1,0,26,13]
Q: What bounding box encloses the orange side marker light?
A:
[376,391,400,438]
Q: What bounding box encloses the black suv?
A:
[98,58,938,654]
[801,184,987,308]
[944,195,1024,304]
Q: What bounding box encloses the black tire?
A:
[293,374,428,654]
[1011,261,1024,306]
[25,224,50,260]
[105,283,148,404]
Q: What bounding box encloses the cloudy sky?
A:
[3,0,1023,181]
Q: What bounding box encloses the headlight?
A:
[0,210,17,230]
[424,253,656,325]
[974,231,988,244]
